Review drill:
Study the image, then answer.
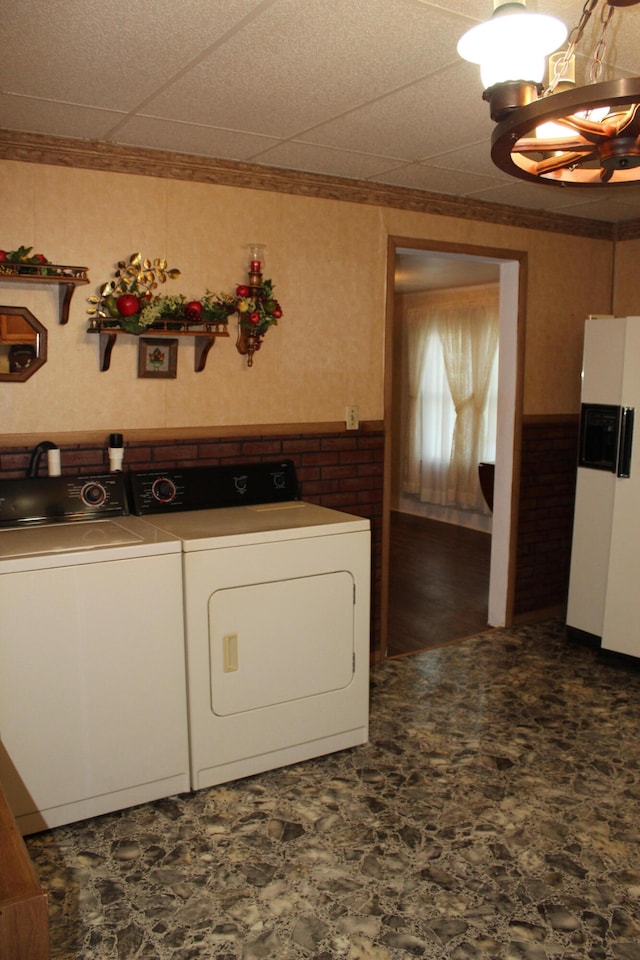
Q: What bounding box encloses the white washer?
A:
[129,461,370,791]
[0,474,190,835]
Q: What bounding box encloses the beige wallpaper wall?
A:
[0,157,615,439]
[613,238,640,317]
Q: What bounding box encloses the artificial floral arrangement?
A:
[87,252,235,335]
[87,252,283,366]
[233,277,282,336]
[0,245,51,275]
[231,247,283,365]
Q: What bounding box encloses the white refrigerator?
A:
[566,315,639,659]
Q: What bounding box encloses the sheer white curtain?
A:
[401,285,499,519]
[403,307,432,495]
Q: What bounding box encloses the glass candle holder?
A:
[247,243,266,275]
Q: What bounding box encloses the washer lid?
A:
[0,516,182,572]
[0,519,141,559]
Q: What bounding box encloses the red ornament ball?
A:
[116,294,140,317]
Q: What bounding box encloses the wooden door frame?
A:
[377,236,528,662]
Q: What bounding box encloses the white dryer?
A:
[129,460,370,791]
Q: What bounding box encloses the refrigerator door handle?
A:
[617,406,634,478]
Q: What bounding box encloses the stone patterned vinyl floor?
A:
[26,621,640,959]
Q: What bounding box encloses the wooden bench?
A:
[0,782,49,960]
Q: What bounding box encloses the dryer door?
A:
[182,528,370,790]
[209,570,355,715]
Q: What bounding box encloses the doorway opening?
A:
[382,239,524,660]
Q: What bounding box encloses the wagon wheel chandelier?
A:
[457,0,640,187]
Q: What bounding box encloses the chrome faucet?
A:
[26,440,59,478]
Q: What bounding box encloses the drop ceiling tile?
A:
[572,4,640,78]
[426,140,509,181]
[0,0,271,110]
[145,0,472,138]
[300,62,492,160]
[466,179,594,211]
[549,194,640,222]
[374,161,503,196]
[249,140,402,180]
[0,94,126,140]
[465,178,635,220]
[113,115,281,162]
[410,0,489,17]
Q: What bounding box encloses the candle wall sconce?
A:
[234,244,282,368]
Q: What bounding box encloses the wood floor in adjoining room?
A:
[387,510,491,658]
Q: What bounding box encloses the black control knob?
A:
[152,477,176,503]
[81,481,107,506]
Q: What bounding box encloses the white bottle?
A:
[108,433,124,472]
[47,447,61,476]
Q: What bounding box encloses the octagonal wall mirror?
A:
[0,306,47,382]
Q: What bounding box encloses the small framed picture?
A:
[138,337,177,379]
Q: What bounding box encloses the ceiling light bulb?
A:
[536,119,570,139]
[578,105,611,123]
[457,1,567,89]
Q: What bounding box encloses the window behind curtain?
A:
[400,285,499,529]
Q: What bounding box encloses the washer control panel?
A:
[0,474,129,527]
[80,478,109,507]
[129,460,299,515]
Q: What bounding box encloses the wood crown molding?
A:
[0,128,616,242]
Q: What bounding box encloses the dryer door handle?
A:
[223,633,239,672]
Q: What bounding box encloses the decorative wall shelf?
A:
[0,264,89,325]
[87,321,229,372]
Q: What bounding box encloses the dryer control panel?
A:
[128,460,299,515]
